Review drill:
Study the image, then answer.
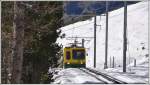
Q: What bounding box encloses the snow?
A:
[51,66,148,84]
[103,66,148,83]
[57,1,148,69]
[127,56,149,67]
[54,1,149,84]
[52,68,103,84]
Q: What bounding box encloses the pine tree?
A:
[21,1,63,83]
[2,1,63,84]
[1,2,14,83]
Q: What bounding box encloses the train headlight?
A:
[67,62,70,64]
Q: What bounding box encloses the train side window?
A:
[66,51,71,60]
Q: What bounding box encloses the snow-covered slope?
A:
[57,1,148,69]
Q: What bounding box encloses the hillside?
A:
[57,1,148,69]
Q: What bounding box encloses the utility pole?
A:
[112,56,115,68]
[110,56,111,68]
[123,1,127,72]
[104,1,109,69]
[82,39,85,47]
[134,59,136,67]
[94,16,96,68]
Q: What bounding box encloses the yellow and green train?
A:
[63,47,86,68]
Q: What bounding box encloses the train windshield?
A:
[66,51,71,60]
[72,50,85,59]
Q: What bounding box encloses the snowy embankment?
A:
[50,66,148,84]
[51,68,102,84]
[57,1,148,69]
[53,1,149,84]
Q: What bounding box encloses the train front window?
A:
[72,50,85,59]
[66,51,71,60]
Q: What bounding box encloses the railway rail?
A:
[79,68,128,84]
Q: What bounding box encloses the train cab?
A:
[63,47,86,68]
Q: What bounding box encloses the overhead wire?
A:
[72,23,75,39]
[63,21,94,32]
[63,15,104,47]
[62,15,104,33]
[64,16,103,46]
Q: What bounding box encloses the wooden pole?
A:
[134,59,136,67]
[110,56,111,68]
[123,1,127,72]
[94,16,96,68]
[104,1,109,69]
[82,39,85,47]
[112,56,115,68]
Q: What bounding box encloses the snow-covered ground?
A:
[57,1,148,69]
[51,66,148,84]
[100,56,149,83]
[51,68,103,84]
[54,1,149,84]
[51,57,148,84]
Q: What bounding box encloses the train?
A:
[63,46,86,68]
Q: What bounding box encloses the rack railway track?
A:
[79,68,128,84]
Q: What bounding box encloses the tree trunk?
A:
[11,2,24,83]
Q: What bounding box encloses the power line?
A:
[71,23,75,38]
[66,37,94,39]
[63,21,94,32]
[63,15,106,33]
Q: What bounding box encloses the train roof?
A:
[64,46,85,48]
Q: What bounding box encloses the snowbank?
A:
[57,1,148,69]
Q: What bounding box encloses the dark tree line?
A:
[1,1,63,84]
